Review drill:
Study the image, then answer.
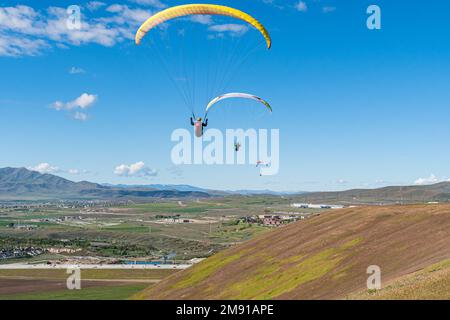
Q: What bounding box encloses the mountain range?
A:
[102,184,300,196]
[0,167,209,200]
[1,167,450,203]
[102,183,220,194]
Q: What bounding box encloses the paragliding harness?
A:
[234,140,241,152]
[190,113,208,138]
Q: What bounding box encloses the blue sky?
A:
[1,0,450,191]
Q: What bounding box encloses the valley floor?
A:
[0,268,179,300]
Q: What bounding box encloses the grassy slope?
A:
[137,204,450,300]
[347,258,450,300]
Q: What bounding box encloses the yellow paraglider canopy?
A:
[135,3,271,49]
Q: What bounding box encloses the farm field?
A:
[0,196,322,261]
[0,268,179,300]
[0,196,324,299]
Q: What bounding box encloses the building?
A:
[291,203,344,209]
[262,216,282,227]
[47,247,82,254]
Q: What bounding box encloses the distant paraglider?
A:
[256,160,270,166]
[256,160,271,176]
[234,140,241,152]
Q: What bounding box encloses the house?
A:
[262,216,282,227]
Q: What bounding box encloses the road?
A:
[0,263,192,270]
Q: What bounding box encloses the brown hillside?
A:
[137,204,450,299]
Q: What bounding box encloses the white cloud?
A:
[322,6,336,13]
[295,1,308,12]
[114,161,158,178]
[44,6,124,47]
[0,5,39,31]
[0,4,154,56]
[52,93,97,121]
[28,164,90,175]
[105,4,152,25]
[69,66,85,74]
[73,111,88,121]
[414,174,444,186]
[86,1,106,11]
[0,33,48,56]
[52,93,97,111]
[208,24,249,36]
[71,93,96,109]
[28,163,60,174]
[0,6,48,56]
[190,15,213,25]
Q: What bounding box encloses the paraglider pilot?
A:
[190,115,208,138]
[234,140,241,152]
